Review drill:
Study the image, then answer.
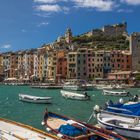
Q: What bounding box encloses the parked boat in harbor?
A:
[97,111,140,139]
[42,111,127,140]
[63,79,86,91]
[60,90,90,100]
[0,117,60,140]
[102,90,130,96]
[19,94,52,104]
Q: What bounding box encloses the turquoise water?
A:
[0,85,139,139]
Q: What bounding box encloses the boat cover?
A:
[107,102,140,116]
[58,124,87,137]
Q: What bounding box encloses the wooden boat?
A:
[42,112,127,140]
[19,94,52,104]
[0,117,61,140]
[97,111,140,139]
[102,90,129,96]
[60,90,90,101]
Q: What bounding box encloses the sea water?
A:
[0,85,139,140]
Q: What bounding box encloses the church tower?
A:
[65,28,72,44]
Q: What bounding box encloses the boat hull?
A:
[102,90,128,96]
[19,94,52,104]
[97,112,140,139]
[43,112,127,140]
[60,90,90,101]
[0,117,59,140]
[19,97,52,103]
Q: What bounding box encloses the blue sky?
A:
[0,0,140,52]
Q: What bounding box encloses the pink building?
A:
[111,50,132,72]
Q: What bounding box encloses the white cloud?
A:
[34,0,58,4]
[121,0,140,5]
[36,4,61,12]
[34,0,68,4]
[33,0,139,15]
[37,21,49,27]
[0,44,11,49]
[117,8,133,13]
[72,0,115,11]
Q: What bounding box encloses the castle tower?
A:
[65,28,72,44]
[130,32,140,71]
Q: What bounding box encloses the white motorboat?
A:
[97,111,140,139]
[0,117,60,140]
[102,90,129,96]
[60,90,90,100]
[19,94,52,104]
[63,79,86,91]
[95,84,126,90]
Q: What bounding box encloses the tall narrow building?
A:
[130,32,140,71]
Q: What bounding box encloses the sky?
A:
[0,0,140,52]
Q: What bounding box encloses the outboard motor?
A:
[93,105,101,118]
[106,100,113,106]
[119,98,124,104]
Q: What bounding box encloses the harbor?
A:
[0,84,139,139]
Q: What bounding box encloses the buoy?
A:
[46,127,51,132]
[119,98,124,104]
[57,133,63,138]
[41,121,45,126]
[94,105,100,112]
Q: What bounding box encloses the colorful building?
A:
[111,50,131,72]
[9,52,18,78]
[56,50,67,81]
[130,32,140,71]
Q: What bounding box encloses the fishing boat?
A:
[97,111,140,139]
[19,94,52,104]
[0,117,61,140]
[102,90,129,96]
[63,79,86,91]
[93,97,140,119]
[60,90,90,100]
[42,111,127,140]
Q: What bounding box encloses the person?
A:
[44,107,49,121]
[83,92,87,97]
[133,95,139,102]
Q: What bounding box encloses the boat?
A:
[95,84,126,90]
[0,117,61,140]
[102,90,130,96]
[60,90,90,100]
[42,111,127,140]
[31,85,63,89]
[63,79,86,91]
[97,111,140,139]
[19,94,52,104]
[93,97,140,118]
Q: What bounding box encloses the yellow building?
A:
[46,50,57,81]
[18,51,25,79]
[37,47,46,81]
[0,54,4,81]
[9,52,18,78]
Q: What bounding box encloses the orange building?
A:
[56,50,67,81]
